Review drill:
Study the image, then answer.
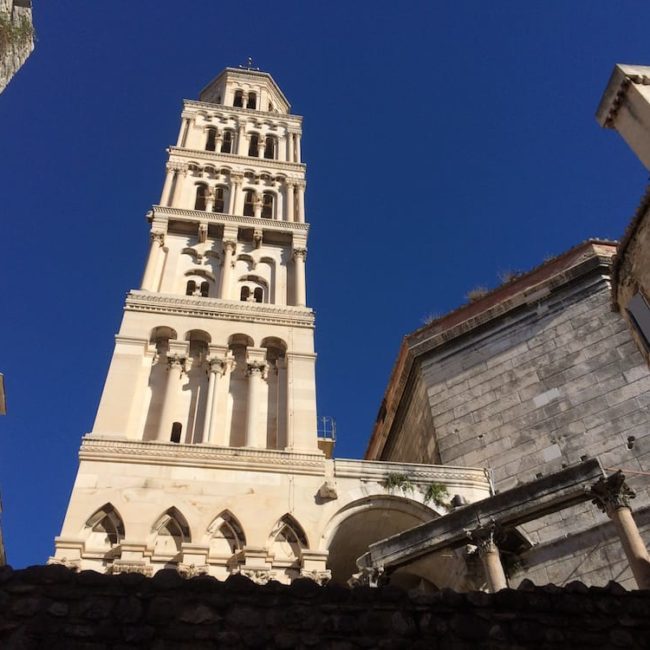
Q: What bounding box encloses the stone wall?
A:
[370,244,650,587]
[1,564,649,649]
[0,0,34,94]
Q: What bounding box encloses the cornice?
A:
[334,458,491,490]
[596,64,650,128]
[152,205,310,236]
[80,437,326,476]
[169,146,306,173]
[125,291,316,328]
[184,99,302,124]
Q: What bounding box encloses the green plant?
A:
[0,13,34,53]
[423,482,449,508]
[381,472,414,494]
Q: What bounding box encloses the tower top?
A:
[199,67,291,114]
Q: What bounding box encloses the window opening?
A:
[205,128,217,152]
[243,190,255,217]
[200,281,209,298]
[628,292,650,349]
[261,193,273,219]
[194,184,208,211]
[254,287,263,303]
[240,286,250,301]
[248,133,259,157]
[247,92,257,109]
[186,280,196,296]
[213,186,225,213]
[171,422,182,443]
[233,90,243,108]
[264,136,276,160]
[221,130,233,154]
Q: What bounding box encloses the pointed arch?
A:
[151,507,191,558]
[269,514,308,564]
[206,510,246,558]
[83,503,125,548]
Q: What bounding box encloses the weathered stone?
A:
[178,603,220,625]
[390,610,417,636]
[450,614,492,641]
[114,596,143,623]
[47,601,69,617]
[150,569,184,591]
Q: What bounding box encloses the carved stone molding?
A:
[167,354,187,373]
[109,560,153,577]
[233,567,276,585]
[247,360,267,378]
[178,563,210,579]
[292,248,307,262]
[465,520,504,556]
[169,145,305,172]
[318,480,338,500]
[207,357,229,377]
[47,557,80,571]
[150,232,165,247]
[348,565,385,588]
[589,470,636,514]
[300,569,331,585]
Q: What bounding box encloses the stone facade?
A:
[1,565,649,649]
[367,241,650,588]
[0,0,33,94]
[52,66,492,588]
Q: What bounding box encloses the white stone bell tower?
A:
[51,66,491,585]
[93,66,317,452]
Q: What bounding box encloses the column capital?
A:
[247,360,267,378]
[150,231,165,247]
[590,471,636,514]
[207,357,229,377]
[223,239,237,254]
[292,247,307,262]
[294,179,307,189]
[466,520,504,556]
[167,354,187,372]
[231,172,244,185]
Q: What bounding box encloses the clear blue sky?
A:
[1,1,649,568]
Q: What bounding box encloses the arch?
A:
[206,510,246,557]
[185,279,196,296]
[151,507,191,558]
[253,287,263,303]
[264,135,277,160]
[248,133,260,157]
[260,337,287,352]
[221,130,234,154]
[205,127,217,152]
[261,191,275,219]
[269,514,308,564]
[321,496,437,586]
[227,333,254,348]
[200,281,209,297]
[240,286,250,302]
[243,189,255,217]
[233,90,243,108]
[184,268,216,282]
[83,503,125,548]
[194,183,208,211]
[213,185,226,213]
[247,92,257,110]
[149,326,178,342]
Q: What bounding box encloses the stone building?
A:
[365,65,650,589]
[51,66,491,588]
[0,0,33,94]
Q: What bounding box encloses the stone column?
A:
[293,248,307,307]
[204,358,226,444]
[177,118,189,147]
[219,240,237,299]
[160,164,175,206]
[253,192,262,219]
[205,186,215,212]
[237,125,247,155]
[156,354,186,442]
[141,232,165,291]
[245,361,266,447]
[295,133,302,163]
[286,133,293,162]
[215,133,223,152]
[590,471,650,589]
[258,139,266,159]
[285,182,295,222]
[467,521,507,593]
[230,174,243,214]
[295,181,306,223]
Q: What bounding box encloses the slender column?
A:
[156,354,186,441]
[230,174,243,214]
[258,139,266,159]
[295,133,302,163]
[237,125,247,155]
[245,361,266,447]
[215,133,223,152]
[177,118,189,147]
[276,356,287,448]
[141,232,165,291]
[205,186,215,212]
[204,358,226,444]
[590,471,650,589]
[160,165,175,206]
[467,521,507,593]
[286,133,293,162]
[219,240,237,299]
[253,192,262,219]
[295,181,306,223]
[285,182,295,222]
[285,354,294,449]
[293,248,307,307]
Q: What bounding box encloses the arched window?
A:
[205,128,217,152]
[233,90,243,108]
[261,192,274,219]
[171,422,182,443]
[240,286,250,301]
[264,136,276,160]
[194,184,208,211]
[243,190,255,217]
[248,133,259,157]
[213,186,225,213]
[152,508,191,558]
[186,280,196,296]
[84,504,125,548]
[200,281,209,297]
[253,287,263,303]
[247,92,257,109]
[221,130,233,154]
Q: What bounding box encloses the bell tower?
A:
[91,66,317,452]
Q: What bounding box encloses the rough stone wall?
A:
[0,0,34,94]
[384,271,650,586]
[1,564,649,649]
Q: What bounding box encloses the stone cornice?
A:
[596,64,650,128]
[184,99,302,125]
[169,146,306,173]
[125,291,316,328]
[80,437,326,476]
[152,205,310,236]
[334,459,491,491]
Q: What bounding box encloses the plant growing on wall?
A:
[423,482,449,508]
[381,472,414,494]
[0,14,34,53]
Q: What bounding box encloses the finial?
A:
[238,57,260,71]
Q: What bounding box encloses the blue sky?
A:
[1,1,649,567]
